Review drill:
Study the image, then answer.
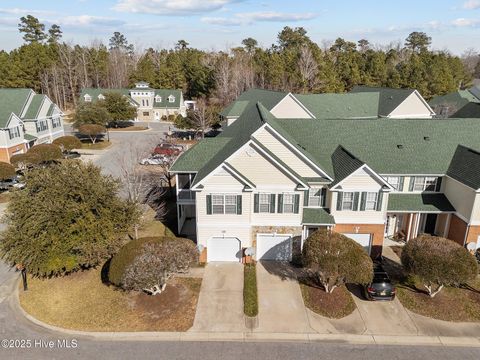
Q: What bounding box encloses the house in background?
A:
[429,85,480,118]
[171,90,480,264]
[80,82,187,121]
[220,86,435,126]
[0,88,64,163]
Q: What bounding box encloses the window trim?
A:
[341,192,355,211]
[258,193,271,213]
[282,193,295,214]
[211,194,238,215]
[168,95,175,103]
[365,192,378,211]
[411,176,438,192]
[308,188,325,208]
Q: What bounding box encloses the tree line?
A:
[0,15,474,110]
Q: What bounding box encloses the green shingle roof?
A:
[170,137,232,172]
[387,193,455,212]
[302,208,335,225]
[429,89,480,118]
[351,86,417,116]
[220,89,287,118]
[0,88,32,127]
[330,146,365,187]
[294,93,379,119]
[152,89,182,108]
[80,88,131,101]
[24,133,37,141]
[23,94,45,119]
[447,145,480,190]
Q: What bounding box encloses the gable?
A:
[252,126,323,178]
[336,167,385,191]
[388,92,433,118]
[270,94,313,119]
[201,165,245,190]
[228,142,299,188]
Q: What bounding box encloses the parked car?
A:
[140,154,169,165]
[64,151,81,159]
[363,263,396,301]
[153,143,184,157]
[0,176,25,190]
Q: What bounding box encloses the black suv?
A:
[363,264,396,301]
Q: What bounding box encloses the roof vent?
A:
[389,96,394,100]
[424,136,430,141]
[397,144,404,149]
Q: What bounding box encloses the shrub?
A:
[78,124,106,144]
[10,153,35,170]
[27,144,63,163]
[302,229,373,294]
[109,236,197,295]
[0,161,139,277]
[0,162,16,180]
[53,136,82,152]
[401,234,477,297]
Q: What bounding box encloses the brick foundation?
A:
[333,223,386,258]
[465,225,480,249]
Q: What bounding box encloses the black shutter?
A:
[353,192,360,211]
[336,192,343,211]
[304,190,309,206]
[206,195,212,215]
[435,177,442,192]
[321,188,327,207]
[294,194,300,214]
[236,195,242,215]
[398,177,405,192]
[253,194,259,213]
[376,192,384,211]
[270,194,276,213]
[360,192,367,211]
[277,194,283,213]
[409,177,415,192]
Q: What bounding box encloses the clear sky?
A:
[0,0,479,54]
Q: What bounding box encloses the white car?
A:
[139,154,169,165]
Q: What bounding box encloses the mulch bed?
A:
[300,276,356,319]
[397,280,480,322]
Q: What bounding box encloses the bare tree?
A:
[298,45,318,93]
[188,97,216,139]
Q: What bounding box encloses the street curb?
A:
[108,128,152,133]
[13,278,480,347]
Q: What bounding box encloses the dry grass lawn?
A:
[109,126,149,132]
[19,268,201,332]
[135,207,175,238]
[300,278,356,319]
[81,141,111,150]
[0,192,12,203]
[397,278,480,322]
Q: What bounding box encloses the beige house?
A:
[0,89,64,163]
[171,88,479,264]
[80,82,187,121]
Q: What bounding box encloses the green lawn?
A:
[244,264,258,317]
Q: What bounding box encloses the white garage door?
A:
[207,237,241,262]
[342,233,372,254]
[256,234,292,261]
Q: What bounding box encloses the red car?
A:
[153,143,184,156]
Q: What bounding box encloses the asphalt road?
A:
[0,123,479,359]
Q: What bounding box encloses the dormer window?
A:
[98,94,105,100]
[155,95,162,103]
[84,95,92,102]
[168,95,175,103]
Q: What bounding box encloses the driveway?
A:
[191,262,245,332]
[256,261,310,333]
[349,284,418,335]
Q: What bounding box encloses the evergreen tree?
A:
[18,15,47,44]
[47,24,63,44]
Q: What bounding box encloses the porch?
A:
[386,193,456,242]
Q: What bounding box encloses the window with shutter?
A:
[283,193,295,213]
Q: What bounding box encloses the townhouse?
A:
[429,85,480,118]
[0,88,64,163]
[171,88,480,263]
[80,82,187,121]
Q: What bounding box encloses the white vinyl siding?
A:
[7,126,21,140]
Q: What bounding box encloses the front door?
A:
[424,214,437,234]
